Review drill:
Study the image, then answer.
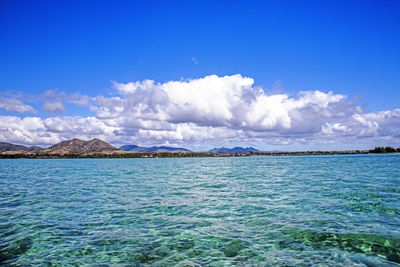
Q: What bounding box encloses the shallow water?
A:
[1,154,399,266]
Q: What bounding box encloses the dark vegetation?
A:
[0,139,398,158]
[0,148,398,159]
[369,146,400,153]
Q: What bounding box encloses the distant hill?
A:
[0,142,43,154]
[119,144,192,153]
[1,139,264,155]
[44,138,119,154]
[208,147,260,153]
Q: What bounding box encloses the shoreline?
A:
[1,151,399,159]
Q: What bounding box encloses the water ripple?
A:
[0,155,399,265]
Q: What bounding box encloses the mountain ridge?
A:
[43,138,119,154]
[208,147,260,153]
[1,139,263,155]
[0,142,43,154]
[119,144,192,153]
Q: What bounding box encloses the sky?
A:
[0,0,399,151]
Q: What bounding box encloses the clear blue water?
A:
[1,154,399,266]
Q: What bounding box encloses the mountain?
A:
[147,146,192,152]
[208,147,259,153]
[0,142,43,154]
[44,138,119,154]
[119,145,140,151]
[1,140,262,155]
[119,144,192,153]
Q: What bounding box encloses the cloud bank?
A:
[0,74,399,148]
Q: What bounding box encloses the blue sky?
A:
[0,0,399,150]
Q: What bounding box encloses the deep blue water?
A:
[1,154,399,266]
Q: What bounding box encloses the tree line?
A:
[369,146,400,153]
[0,146,399,159]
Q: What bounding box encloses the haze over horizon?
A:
[1,1,399,151]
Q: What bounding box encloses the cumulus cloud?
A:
[69,92,91,106]
[0,116,56,145]
[0,115,119,145]
[105,74,350,134]
[41,89,92,113]
[42,101,66,113]
[0,74,399,148]
[0,97,36,114]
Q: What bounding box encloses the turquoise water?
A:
[1,155,400,266]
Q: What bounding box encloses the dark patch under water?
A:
[281,229,400,264]
[0,236,33,264]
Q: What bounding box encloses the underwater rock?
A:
[281,229,400,264]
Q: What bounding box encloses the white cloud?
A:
[0,115,119,145]
[107,74,349,133]
[69,92,91,106]
[322,123,348,135]
[42,101,66,113]
[112,80,156,95]
[0,115,56,145]
[0,74,399,148]
[0,97,36,114]
[41,89,92,113]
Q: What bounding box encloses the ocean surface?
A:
[1,155,399,266]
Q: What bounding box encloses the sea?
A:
[1,154,399,266]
